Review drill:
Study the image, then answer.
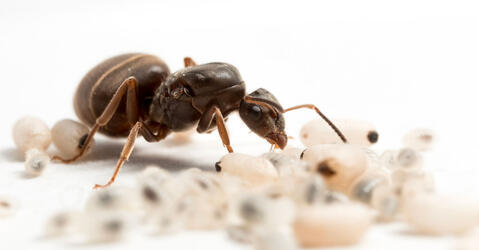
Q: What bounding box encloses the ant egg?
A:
[51,119,94,158]
[403,194,479,235]
[281,146,305,159]
[302,145,368,193]
[279,175,327,205]
[402,128,436,152]
[0,195,17,217]
[293,204,373,247]
[323,191,349,204]
[85,187,137,212]
[180,195,229,230]
[80,211,130,242]
[24,148,49,176]
[44,211,80,237]
[300,119,378,147]
[391,168,434,192]
[178,169,223,196]
[226,225,254,244]
[379,150,397,170]
[299,176,327,205]
[137,176,173,211]
[216,153,278,185]
[370,186,399,221]
[236,194,295,228]
[361,147,382,170]
[396,148,423,169]
[261,152,309,177]
[12,116,51,176]
[139,165,170,183]
[151,205,184,234]
[253,230,298,250]
[380,148,423,170]
[348,172,390,204]
[12,116,51,153]
[455,232,479,250]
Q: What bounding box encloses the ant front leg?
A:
[184,57,197,67]
[284,104,348,143]
[197,106,234,153]
[52,77,139,163]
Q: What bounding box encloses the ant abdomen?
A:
[74,53,170,137]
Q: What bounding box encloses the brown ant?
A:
[52,53,347,188]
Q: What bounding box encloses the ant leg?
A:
[93,121,142,189]
[197,106,234,153]
[214,107,234,153]
[184,57,197,67]
[284,104,348,143]
[52,77,139,163]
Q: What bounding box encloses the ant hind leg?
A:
[52,77,139,163]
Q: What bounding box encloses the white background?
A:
[1,0,479,249]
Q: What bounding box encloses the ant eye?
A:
[249,105,262,121]
[183,86,193,97]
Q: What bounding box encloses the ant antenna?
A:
[284,104,348,143]
[243,96,280,118]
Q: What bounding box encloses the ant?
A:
[52,53,347,188]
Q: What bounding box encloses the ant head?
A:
[239,88,287,149]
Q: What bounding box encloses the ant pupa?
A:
[85,187,137,212]
[80,211,130,242]
[51,119,95,159]
[12,116,51,176]
[301,145,368,193]
[403,194,479,235]
[216,153,278,185]
[402,128,436,152]
[300,119,378,147]
[0,195,18,217]
[293,204,373,247]
[44,211,81,237]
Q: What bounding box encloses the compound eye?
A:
[249,105,263,121]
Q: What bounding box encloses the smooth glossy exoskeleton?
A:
[52,53,347,188]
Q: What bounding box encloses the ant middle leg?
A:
[197,105,234,153]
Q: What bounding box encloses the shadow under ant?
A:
[0,138,216,174]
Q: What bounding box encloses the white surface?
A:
[1,0,479,249]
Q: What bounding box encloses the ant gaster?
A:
[52,53,347,188]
